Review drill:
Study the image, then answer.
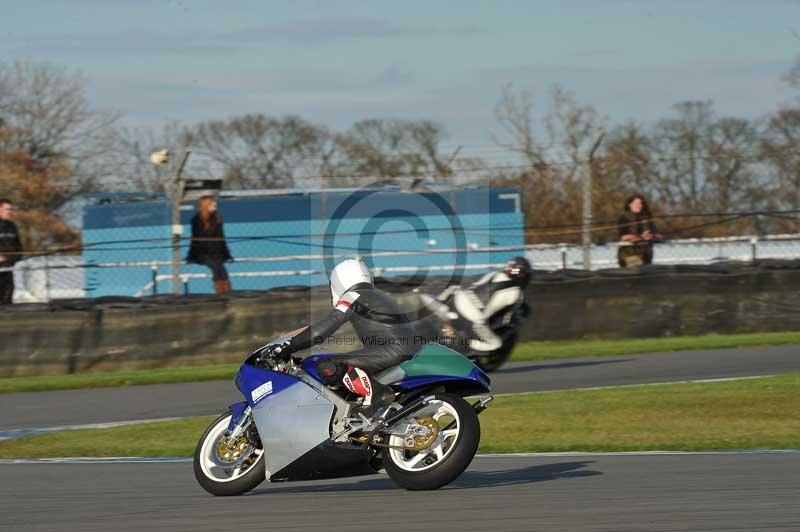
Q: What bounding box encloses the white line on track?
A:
[2,449,800,465]
[476,449,800,457]
[494,374,779,397]
[0,417,188,441]
[0,457,193,464]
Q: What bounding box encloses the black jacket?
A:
[617,213,657,241]
[0,220,23,268]
[617,213,657,266]
[291,283,418,358]
[186,214,232,264]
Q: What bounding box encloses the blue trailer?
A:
[82,185,525,297]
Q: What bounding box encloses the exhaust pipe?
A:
[471,395,494,415]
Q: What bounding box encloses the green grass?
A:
[2,374,798,458]
[0,417,215,458]
[0,364,240,394]
[2,330,800,394]
[510,331,800,361]
[480,373,800,453]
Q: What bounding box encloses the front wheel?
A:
[473,332,517,372]
[193,411,265,496]
[383,393,480,491]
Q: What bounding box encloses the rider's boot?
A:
[343,366,396,419]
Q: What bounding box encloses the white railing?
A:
[6,232,800,302]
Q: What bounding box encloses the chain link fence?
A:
[7,183,522,302]
[9,232,800,303]
[8,178,800,303]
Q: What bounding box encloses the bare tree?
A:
[492,84,605,174]
[760,107,800,230]
[491,84,607,243]
[604,101,761,236]
[112,121,196,193]
[191,114,336,189]
[0,60,120,204]
[0,146,79,250]
[336,119,456,183]
[491,83,548,168]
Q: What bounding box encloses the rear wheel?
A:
[383,393,480,490]
[193,411,265,496]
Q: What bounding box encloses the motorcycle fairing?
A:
[393,344,491,394]
[236,364,335,479]
[300,354,331,384]
[236,365,299,408]
[301,344,491,394]
[270,440,376,482]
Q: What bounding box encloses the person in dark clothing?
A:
[617,193,662,268]
[186,195,233,294]
[280,258,419,416]
[0,199,23,305]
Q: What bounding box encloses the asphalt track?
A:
[1,453,798,531]
[2,344,799,432]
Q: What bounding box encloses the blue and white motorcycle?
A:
[193,329,493,495]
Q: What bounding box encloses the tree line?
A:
[2,59,800,251]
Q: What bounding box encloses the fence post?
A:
[43,254,51,302]
[560,247,568,270]
[151,264,158,295]
[581,130,605,271]
[170,149,191,295]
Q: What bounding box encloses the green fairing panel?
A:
[399,344,477,378]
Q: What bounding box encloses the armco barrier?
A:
[3,260,800,377]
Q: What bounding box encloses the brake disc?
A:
[215,436,253,466]
[408,416,440,451]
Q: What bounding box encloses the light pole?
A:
[151,148,191,294]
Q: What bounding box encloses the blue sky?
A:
[2,0,799,154]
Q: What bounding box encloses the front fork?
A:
[227,403,252,439]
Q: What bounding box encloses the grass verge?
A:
[510,331,800,361]
[2,330,799,395]
[0,364,240,395]
[1,374,798,458]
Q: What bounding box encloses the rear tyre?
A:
[193,411,265,496]
[383,393,480,490]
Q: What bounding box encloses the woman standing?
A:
[617,193,661,268]
[186,195,233,294]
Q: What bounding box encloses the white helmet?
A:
[329,258,373,306]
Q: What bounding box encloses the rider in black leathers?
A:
[282,258,418,412]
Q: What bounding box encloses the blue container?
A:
[82,186,525,297]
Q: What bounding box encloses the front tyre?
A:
[193,411,265,496]
[473,332,517,373]
[384,394,480,491]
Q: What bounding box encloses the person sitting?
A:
[186,195,233,294]
[617,193,662,268]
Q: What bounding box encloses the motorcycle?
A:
[193,329,492,496]
[415,291,529,373]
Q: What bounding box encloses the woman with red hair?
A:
[186,195,233,294]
